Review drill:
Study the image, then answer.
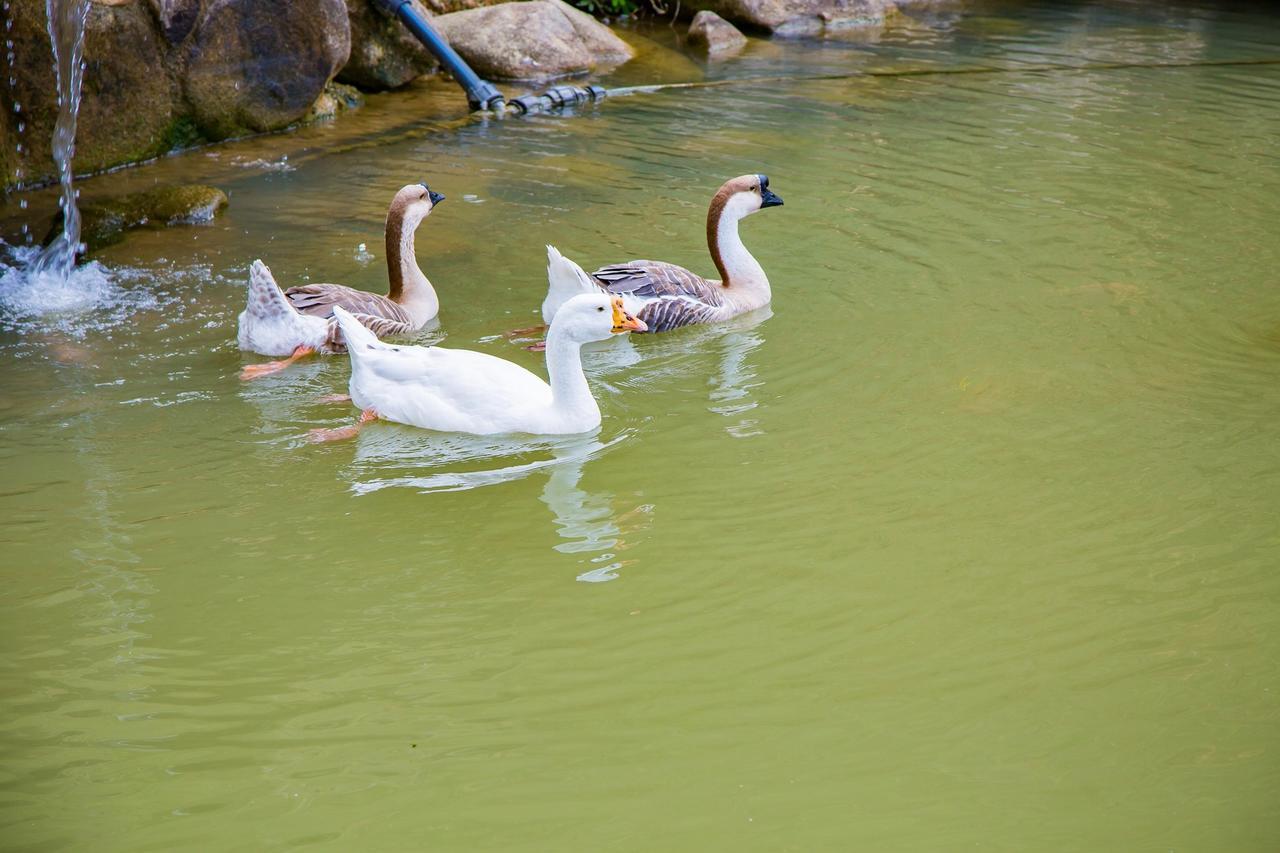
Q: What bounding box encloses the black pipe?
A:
[372,0,505,112]
[509,85,606,115]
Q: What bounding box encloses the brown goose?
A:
[542,174,783,334]
[237,182,445,380]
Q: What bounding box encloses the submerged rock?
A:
[304,81,367,123]
[432,0,633,80]
[684,0,898,35]
[687,10,748,54]
[339,0,438,91]
[183,0,352,138]
[45,185,229,252]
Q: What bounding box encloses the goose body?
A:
[237,183,444,375]
[327,293,646,437]
[542,174,783,333]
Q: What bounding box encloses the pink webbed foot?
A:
[308,408,378,443]
[240,345,316,381]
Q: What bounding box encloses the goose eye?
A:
[597,306,604,312]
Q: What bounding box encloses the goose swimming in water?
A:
[311,293,647,441]
[237,182,445,380]
[540,174,783,336]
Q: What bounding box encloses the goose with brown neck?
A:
[237,182,444,380]
[541,174,783,334]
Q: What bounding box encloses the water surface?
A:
[2,1,1279,849]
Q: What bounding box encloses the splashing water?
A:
[31,0,90,279]
[0,0,110,321]
[0,241,132,332]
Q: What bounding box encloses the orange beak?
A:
[611,297,647,333]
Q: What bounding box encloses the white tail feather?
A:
[245,259,296,320]
[543,244,599,324]
[238,259,327,355]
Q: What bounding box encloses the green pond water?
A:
[3,1,1280,849]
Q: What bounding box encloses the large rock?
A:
[44,184,229,252]
[432,0,632,80]
[549,0,632,63]
[147,0,202,43]
[417,0,501,12]
[1,0,184,188]
[183,0,351,138]
[684,0,897,35]
[78,1,183,171]
[339,0,437,91]
[687,10,748,54]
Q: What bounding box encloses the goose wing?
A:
[590,261,726,332]
[285,283,415,350]
[286,283,413,325]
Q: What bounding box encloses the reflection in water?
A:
[345,428,651,581]
[705,318,769,438]
[66,382,156,699]
[615,306,772,438]
[343,427,630,494]
[539,447,654,583]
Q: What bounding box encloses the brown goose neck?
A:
[384,204,407,301]
[706,187,732,287]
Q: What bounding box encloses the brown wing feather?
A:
[324,312,416,351]
[285,283,415,351]
[590,261,726,333]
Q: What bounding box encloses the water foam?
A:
[0,242,165,338]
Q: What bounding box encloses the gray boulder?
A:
[339,0,438,91]
[2,0,182,188]
[687,10,748,54]
[183,0,351,138]
[431,0,632,81]
[684,0,897,35]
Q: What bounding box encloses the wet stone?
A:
[43,184,229,253]
[687,10,748,54]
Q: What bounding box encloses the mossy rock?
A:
[303,81,366,124]
[44,184,229,253]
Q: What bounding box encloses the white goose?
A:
[541,174,783,334]
[312,293,647,441]
[237,182,445,379]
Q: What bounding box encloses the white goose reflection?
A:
[610,306,772,438]
[343,427,630,494]
[705,315,769,438]
[343,429,651,581]
[539,448,654,583]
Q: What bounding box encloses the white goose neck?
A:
[386,210,438,324]
[544,327,600,424]
[709,196,769,306]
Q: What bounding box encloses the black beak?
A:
[420,181,445,205]
[761,187,783,209]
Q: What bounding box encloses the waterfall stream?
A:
[31,0,90,279]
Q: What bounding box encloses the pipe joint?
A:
[508,85,607,115]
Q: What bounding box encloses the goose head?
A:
[712,173,784,223]
[552,293,647,344]
[387,181,445,235]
